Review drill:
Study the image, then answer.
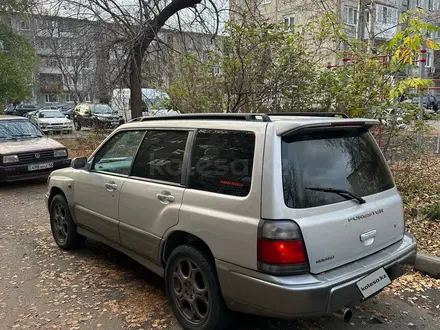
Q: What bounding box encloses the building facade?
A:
[3,13,220,107]
[231,0,440,70]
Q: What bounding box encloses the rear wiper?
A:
[305,187,366,204]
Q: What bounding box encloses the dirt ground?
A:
[0,180,439,330]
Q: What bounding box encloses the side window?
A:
[189,130,255,197]
[131,130,189,184]
[92,130,145,175]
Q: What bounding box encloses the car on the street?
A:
[0,115,71,182]
[3,104,16,115]
[46,113,417,330]
[58,104,75,119]
[73,103,121,130]
[14,103,39,117]
[31,109,74,134]
[411,95,439,118]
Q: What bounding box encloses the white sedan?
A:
[32,110,74,134]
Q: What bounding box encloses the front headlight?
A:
[3,155,19,163]
[54,149,68,157]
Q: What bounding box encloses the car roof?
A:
[118,113,379,136]
[0,115,28,120]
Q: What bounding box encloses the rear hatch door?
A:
[280,126,405,274]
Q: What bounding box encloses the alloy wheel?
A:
[52,203,68,244]
[172,258,210,325]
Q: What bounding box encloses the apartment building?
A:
[231,0,440,71]
[2,12,220,106]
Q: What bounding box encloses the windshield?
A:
[281,127,394,208]
[40,110,64,118]
[92,104,113,114]
[0,120,43,139]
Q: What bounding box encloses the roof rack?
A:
[126,112,349,123]
[267,112,349,118]
[128,113,272,122]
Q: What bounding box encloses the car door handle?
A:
[156,191,175,203]
[105,181,118,191]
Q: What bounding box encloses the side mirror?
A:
[71,157,88,169]
[65,115,70,119]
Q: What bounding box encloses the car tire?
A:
[74,120,81,131]
[165,245,232,330]
[91,119,100,130]
[49,194,86,250]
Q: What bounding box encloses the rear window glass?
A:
[282,127,394,208]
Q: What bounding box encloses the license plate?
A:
[356,267,391,298]
[28,162,54,171]
[112,121,119,125]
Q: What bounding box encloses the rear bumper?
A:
[216,233,417,319]
[0,158,71,182]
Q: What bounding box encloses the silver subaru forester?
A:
[46,113,417,330]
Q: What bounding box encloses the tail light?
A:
[257,220,309,275]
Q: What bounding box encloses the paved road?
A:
[0,181,439,330]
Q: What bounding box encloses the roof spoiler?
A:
[276,119,380,136]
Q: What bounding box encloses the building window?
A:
[260,0,271,5]
[82,59,90,69]
[65,94,76,103]
[416,0,423,8]
[343,6,358,26]
[20,20,30,30]
[282,16,295,28]
[378,6,398,25]
[213,62,220,76]
[44,57,58,68]
[45,94,58,103]
[428,0,434,10]
[36,39,46,50]
[426,52,433,67]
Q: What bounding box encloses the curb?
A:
[415,252,440,278]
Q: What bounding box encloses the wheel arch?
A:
[161,231,215,267]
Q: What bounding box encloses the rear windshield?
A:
[281,127,394,209]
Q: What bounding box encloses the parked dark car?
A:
[14,104,39,117]
[3,105,16,115]
[0,115,71,182]
[73,103,122,130]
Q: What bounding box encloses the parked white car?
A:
[32,110,74,134]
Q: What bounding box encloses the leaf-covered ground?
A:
[1,180,439,329]
[391,154,440,257]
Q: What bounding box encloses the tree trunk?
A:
[129,45,144,119]
[368,1,376,50]
[127,0,202,119]
[356,0,365,40]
